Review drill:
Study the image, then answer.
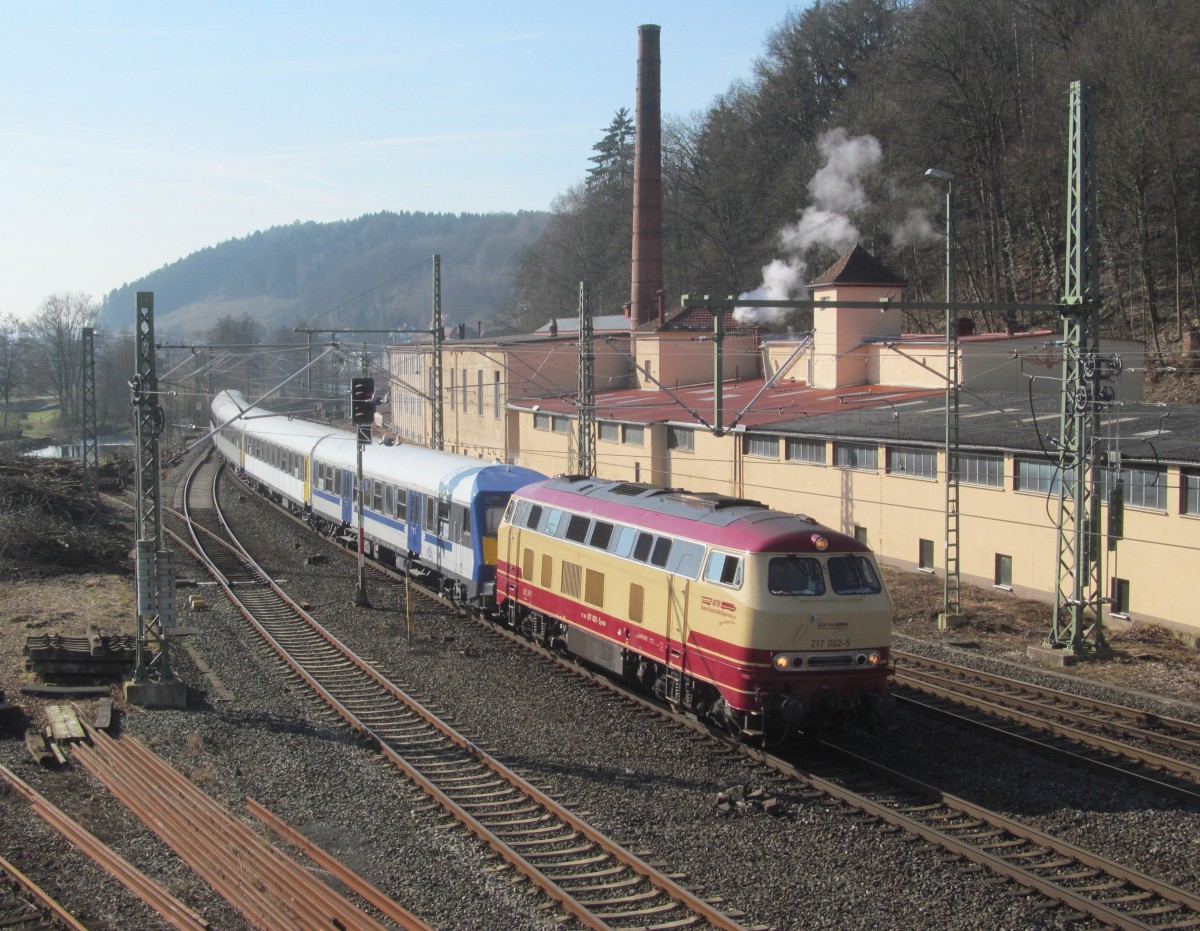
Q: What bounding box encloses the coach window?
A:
[703,552,743,588]
[767,556,825,596]
[614,526,637,558]
[453,505,471,546]
[384,485,394,516]
[565,514,591,543]
[373,482,384,512]
[650,537,672,568]
[589,521,614,550]
[395,490,407,521]
[632,532,654,562]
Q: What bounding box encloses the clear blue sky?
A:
[2,1,803,320]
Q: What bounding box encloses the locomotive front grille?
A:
[805,654,854,667]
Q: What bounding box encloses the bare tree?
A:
[0,313,23,432]
[27,293,98,431]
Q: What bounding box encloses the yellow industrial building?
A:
[385,245,1198,645]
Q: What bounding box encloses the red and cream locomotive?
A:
[496,475,893,739]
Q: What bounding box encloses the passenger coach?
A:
[211,390,543,605]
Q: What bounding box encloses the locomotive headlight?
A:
[773,654,791,670]
[867,651,882,666]
[811,534,829,551]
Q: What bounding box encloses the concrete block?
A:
[124,679,188,708]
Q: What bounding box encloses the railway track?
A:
[208,455,1200,929]
[186,456,756,931]
[891,650,1200,804]
[0,853,85,931]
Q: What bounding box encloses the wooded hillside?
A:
[98,211,549,337]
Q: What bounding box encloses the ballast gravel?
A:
[3,472,1199,931]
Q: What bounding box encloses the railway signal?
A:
[350,377,375,426]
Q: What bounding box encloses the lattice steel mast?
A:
[1048,81,1110,654]
[576,280,596,477]
[81,326,99,506]
[130,292,179,689]
[430,254,444,451]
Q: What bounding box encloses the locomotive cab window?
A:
[703,552,743,588]
[827,555,883,595]
[768,556,825,596]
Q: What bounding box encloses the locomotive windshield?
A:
[827,555,882,594]
[768,556,825,596]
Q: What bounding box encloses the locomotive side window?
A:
[522,548,534,581]
[584,569,604,607]
[628,583,644,623]
[614,526,637,558]
[704,552,743,588]
[632,532,654,562]
[565,514,591,543]
[544,508,563,537]
[541,554,553,587]
[768,556,825,596]
[650,537,672,568]
[562,561,582,598]
[525,504,543,529]
[589,521,614,550]
[666,540,704,579]
[827,555,883,594]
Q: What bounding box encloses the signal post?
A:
[351,377,374,607]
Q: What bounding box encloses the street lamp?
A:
[925,167,963,627]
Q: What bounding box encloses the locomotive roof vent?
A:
[610,482,653,496]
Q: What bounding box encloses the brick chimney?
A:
[629,24,663,329]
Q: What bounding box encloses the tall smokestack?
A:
[630,24,663,329]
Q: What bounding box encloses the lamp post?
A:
[925,167,963,628]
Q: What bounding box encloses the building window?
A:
[623,425,644,446]
[1108,465,1166,511]
[785,438,826,464]
[854,525,868,545]
[1184,471,1200,516]
[743,433,779,458]
[834,441,878,471]
[533,412,551,431]
[887,446,937,479]
[668,426,694,451]
[598,422,620,443]
[995,553,1012,588]
[960,453,1004,487]
[477,370,483,415]
[552,414,572,433]
[462,368,468,413]
[1014,458,1063,494]
[918,539,934,571]
[493,371,501,418]
[1111,577,1130,615]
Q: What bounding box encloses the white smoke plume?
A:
[890,206,937,248]
[736,128,882,325]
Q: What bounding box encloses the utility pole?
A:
[430,254,444,451]
[576,280,596,476]
[1045,80,1113,658]
[351,377,374,608]
[81,326,99,506]
[713,309,725,436]
[127,292,185,706]
[926,168,963,628]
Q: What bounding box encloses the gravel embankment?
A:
[3,470,1199,930]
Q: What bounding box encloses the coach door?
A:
[340,471,353,524]
[408,492,422,554]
